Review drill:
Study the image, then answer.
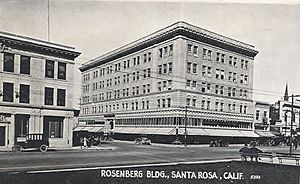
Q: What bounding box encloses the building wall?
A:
[0,36,79,149]
[79,22,258,139]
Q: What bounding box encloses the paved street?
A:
[0,141,296,173]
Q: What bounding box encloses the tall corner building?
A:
[78,21,259,143]
[0,31,81,149]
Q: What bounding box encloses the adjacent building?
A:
[269,85,300,137]
[78,21,259,143]
[253,101,275,138]
[0,31,80,149]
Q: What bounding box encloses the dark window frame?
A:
[44,87,54,105]
[20,55,31,75]
[19,84,30,103]
[45,60,55,78]
[3,52,14,72]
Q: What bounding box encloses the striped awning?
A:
[255,130,276,137]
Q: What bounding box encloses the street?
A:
[0,141,296,173]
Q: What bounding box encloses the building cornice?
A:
[0,31,81,60]
[80,21,258,72]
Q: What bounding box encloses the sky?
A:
[0,0,300,107]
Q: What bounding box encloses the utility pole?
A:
[184,105,187,147]
[290,94,294,155]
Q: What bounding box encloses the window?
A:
[207,50,212,60]
[158,82,162,91]
[187,44,192,55]
[215,85,219,94]
[167,98,171,107]
[221,54,225,63]
[186,98,191,106]
[158,65,162,74]
[3,53,14,72]
[19,84,30,103]
[202,65,207,76]
[193,46,198,56]
[159,48,163,58]
[20,55,30,75]
[147,68,151,77]
[229,56,233,66]
[45,60,55,78]
[58,62,66,80]
[187,62,191,73]
[44,87,54,105]
[3,82,13,102]
[15,114,29,137]
[220,70,225,80]
[202,48,207,59]
[57,89,66,106]
[216,69,220,79]
[192,63,197,74]
[192,81,197,88]
[215,102,219,111]
[186,80,191,87]
[207,67,212,77]
[192,99,196,107]
[256,110,260,120]
[157,99,160,108]
[162,99,166,108]
[168,62,173,73]
[169,45,173,56]
[216,52,220,62]
[163,47,168,56]
[163,64,167,73]
[220,86,224,95]
[45,116,64,138]
[201,82,206,92]
[142,54,146,63]
[148,52,152,62]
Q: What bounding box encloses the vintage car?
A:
[12,134,49,152]
[134,137,151,145]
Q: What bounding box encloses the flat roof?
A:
[80,21,258,72]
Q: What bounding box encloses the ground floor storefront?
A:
[77,107,258,144]
[0,105,76,150]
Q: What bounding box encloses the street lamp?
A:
[184,106,187,147]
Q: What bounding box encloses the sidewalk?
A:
[0,145,117,153]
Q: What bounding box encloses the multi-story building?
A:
[0,31,80,149]
[269,85,300,137]
[253,101,275,138]
[78,21,259,143]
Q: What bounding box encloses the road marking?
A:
[27,158,240,174]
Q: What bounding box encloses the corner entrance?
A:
[0,127,5,146]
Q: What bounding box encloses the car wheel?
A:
[39,145,48,152]
[12,145,23,153]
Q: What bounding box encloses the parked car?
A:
[209,140,229,147]
[12,134,49,152]
[172,139,182,145]
[135,137,151,145]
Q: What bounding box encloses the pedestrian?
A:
[293,136,298,150]
[239,144,250,161]
[249,145,263,162]
[83,137,87,148]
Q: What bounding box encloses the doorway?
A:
[0,127,6,146]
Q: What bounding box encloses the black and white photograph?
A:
[0,0,300,183]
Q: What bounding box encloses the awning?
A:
[187,128,209,136]
[113,127,258,137]
[73,126,105,132]
[239,130,260,138]
[255,130,276,137]
[203,129,243,137]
